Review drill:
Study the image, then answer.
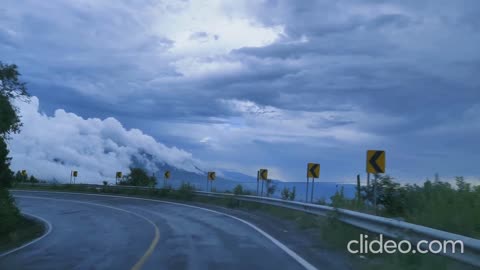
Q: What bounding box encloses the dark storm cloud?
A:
[2,0,480,181]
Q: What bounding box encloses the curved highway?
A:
[1,190,316,270]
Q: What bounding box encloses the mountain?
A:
[219,170,258,182]
[132,151,356,202]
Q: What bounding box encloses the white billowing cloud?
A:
[205,99,386,145]
[149,98,394,153]
[173,57,246,78]
[8,97,202,183]
[149,0,283,57]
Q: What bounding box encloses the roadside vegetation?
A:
[280,186,296,200]
[12,181,476,270]
[0,62,47,251]
[325,174,480,239]
[118,167,157,187]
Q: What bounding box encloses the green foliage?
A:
[400,177,480,238]
[232,184,252,195]
[280,186,296,200]
[176,183,195,200]
[29,176,38,183]
[0,139,14,187]
[0,62,29,189]
[233,184,244,195]
[330,174,480,238]
[119,168,157,187]
[0,94,21,138]
[14,171,26,183]
[359,175,407,215]
[0,62,29,137]
[289,186,296,200]
[13,171,39,184]
[316,197,327,205]
[0,187,20,235]
[266,179,276,197]
[0,62,28,98]
[331,186,346,207]
[281,187,289,200]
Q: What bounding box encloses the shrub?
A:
[281,187,290,200]
[233,184,244,195]
[0,187,20,236]
[281,187,296,201]
[176,183,195,200]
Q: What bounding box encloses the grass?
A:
[330,176,480,239]
[0,215,45,253]
[10,183,478,270]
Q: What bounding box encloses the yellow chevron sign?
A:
[307,163,320,178]
[165,171,171,179]
[72,171,78,177]
[259,169,268,180]
[208,171,216,180]
[116,172,122,178]
[366,150,386,173]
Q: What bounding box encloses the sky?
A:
[1,0,480,183]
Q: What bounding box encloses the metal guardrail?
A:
[13,182,480,267]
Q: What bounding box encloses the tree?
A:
[331,186,346,207]
[29,175,39,183]
[0,139,14,186]
[119,168,157,187]
[280,187,296,201]
[266,179,276,197]
[0,62,29,187]
[456,176,471,192]
[13,170,29,183]
[289,186,296,201]
[233,184,244,195]
[0,62,29,236]
[0,62,29,136]
[361,175,407,216]
[281,187,290,200]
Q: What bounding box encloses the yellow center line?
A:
[14,195,160,270]
[130,219,160,270]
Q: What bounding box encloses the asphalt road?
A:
[0,190,316,270]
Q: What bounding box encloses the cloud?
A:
[1,0,480,183]
[8,97,202,183]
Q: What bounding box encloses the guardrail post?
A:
[256,170,259,196]
[305,176,309,202]
[373,173,378,215]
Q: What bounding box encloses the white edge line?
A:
[11,190,318,270]
[0,212,53,257]
[12,195,161,270]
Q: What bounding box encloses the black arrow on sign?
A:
[309,164,319,178]
[261,170,268,180]
[369,151,384,173]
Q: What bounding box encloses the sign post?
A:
[71,170,78,184]
[164,171,170,188]
[307,163,320,203]
[356,174,361,206]
[256,170,260,196]
[207,172,216,192]
[115,171,122,185]
[366,150,386,215]
[305,176,309,203]
[259,169,268,196]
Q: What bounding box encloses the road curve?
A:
[1,190,315,270]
